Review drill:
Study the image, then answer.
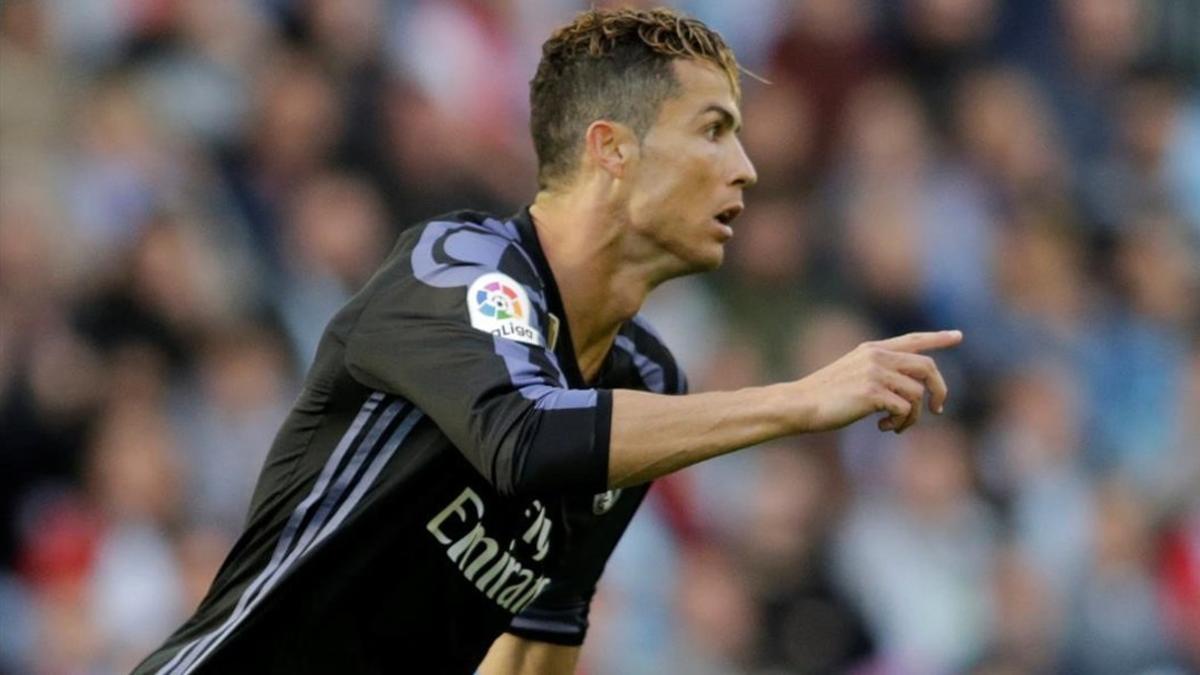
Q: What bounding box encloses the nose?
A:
[730,138,757,189]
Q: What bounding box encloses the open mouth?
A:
[714,204,743,227]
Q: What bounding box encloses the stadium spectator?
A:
[1,1,1197,673]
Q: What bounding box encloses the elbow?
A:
[486,406,609,498]
[477,406,542,498]
[489,411,558,498]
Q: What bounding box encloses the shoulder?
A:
[358,210,551,348]
[403,211,543,294]
[612,316,689,395]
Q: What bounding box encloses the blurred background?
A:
[0,0,1197,673]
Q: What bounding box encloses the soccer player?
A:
[135,8,961,674]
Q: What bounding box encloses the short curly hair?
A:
[530,7,741,190]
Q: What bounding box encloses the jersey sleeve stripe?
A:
[508,615,583,635]
[493,337,596,410]
[159,393,424,674]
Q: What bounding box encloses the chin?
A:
[662,240,725,278]
[687,246,725,273]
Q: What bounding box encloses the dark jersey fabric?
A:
[133,208,687,675]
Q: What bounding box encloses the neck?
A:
[529,189,664,382]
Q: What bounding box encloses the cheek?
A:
[643,145,718,206]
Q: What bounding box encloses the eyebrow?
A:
[700,104,741,133]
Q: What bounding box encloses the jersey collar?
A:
[511,206,589,388]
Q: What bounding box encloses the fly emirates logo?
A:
[425,487,552,614]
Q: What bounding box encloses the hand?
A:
[790,330,962,434]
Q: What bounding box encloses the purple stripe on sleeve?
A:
[492,337,596,410]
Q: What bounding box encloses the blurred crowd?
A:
[0,0,1197,673]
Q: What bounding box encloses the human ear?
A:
[583,120,637,179]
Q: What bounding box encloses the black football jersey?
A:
[133,207,687,674]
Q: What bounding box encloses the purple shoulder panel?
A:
[492,336,596,410]
[410,219,547,311]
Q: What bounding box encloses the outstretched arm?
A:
[483,330,963,672]
[608,330,962,488]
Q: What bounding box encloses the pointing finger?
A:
[874,330,963,354]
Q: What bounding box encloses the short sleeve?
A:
[343,220,611,497]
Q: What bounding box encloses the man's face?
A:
[624,59,757,272]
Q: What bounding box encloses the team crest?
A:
[467,273,543,347]
[592,489,622,515]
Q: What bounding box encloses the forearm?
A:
[479,634,580,675]
[608,384,803,488]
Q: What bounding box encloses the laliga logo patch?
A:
[468,273,543,347]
